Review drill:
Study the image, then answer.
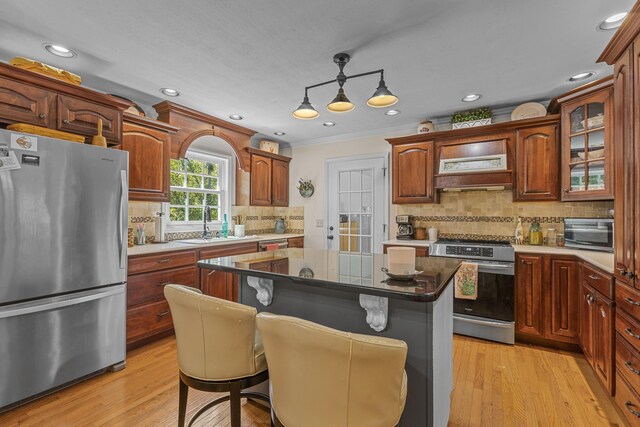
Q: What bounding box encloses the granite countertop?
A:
[128,233,304,256]
[198,248,461,302]
[514,245,614,274]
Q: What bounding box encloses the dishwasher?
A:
[258,239,289,252]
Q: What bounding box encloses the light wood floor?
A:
[0,335,628,427]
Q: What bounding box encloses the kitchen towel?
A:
[266,243,280,251]
[454,262,478,300]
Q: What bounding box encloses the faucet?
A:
[202,206,212,238]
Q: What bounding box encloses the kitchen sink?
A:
[176,236,258,244]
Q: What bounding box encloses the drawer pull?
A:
[625,361,640,375]
[625,297,640,307]
[63,119,69,124]
[157,259,171,264]
[157,310,171,319]
[39,113,45,119]
[626,328,640,340]
[625,401,640,417]
[588,274,599,280]
[156,282,171,287]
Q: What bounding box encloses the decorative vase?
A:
[235,224,246,238]
[417,120,434,133]
[299,184,314,198]
[451,117,492,129]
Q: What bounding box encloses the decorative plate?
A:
[381,267,423,281]
[511,102,547,121]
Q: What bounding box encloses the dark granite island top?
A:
[197,248,460,302]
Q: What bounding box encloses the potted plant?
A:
[297,178,314,198]
[451,107,492,129]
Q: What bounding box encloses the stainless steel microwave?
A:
[563,218,614,253]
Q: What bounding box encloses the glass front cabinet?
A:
[560,84,613,201]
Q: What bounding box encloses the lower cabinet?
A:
[581,282,614,394]
[383,244,429,257]
[515,254,545,339]
[198,242,259,302]
[615,282,640,420]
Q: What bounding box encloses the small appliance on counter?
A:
[396,215,415,240]
[563,218,614,253]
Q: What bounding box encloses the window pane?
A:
[204,177,218,190]
[170,171,184,187]
[186,174,202,188]
[188,192,204,206]
[206,194,219,206]
[587,160,605,190]
[587,102,605,129]
[570,163,585,191]
[205,162,218,176]
[186,159,203,174]
[189,208,203,221]
[570,105,585,133]
[210,208,219,221]
[170,190,186,205]
[587,129,605,154]
[170,159,185,172]
[350,171,361,191]
[170,207,185,221]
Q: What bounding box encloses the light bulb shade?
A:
[327,88,355,113]
[292,96,319,119]
[367,79,398,108]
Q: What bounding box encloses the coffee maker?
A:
[396,215,415,240]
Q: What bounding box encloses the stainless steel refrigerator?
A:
[0,129,127,411]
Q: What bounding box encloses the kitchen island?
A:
[198,248,460,427]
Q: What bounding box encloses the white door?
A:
[326,154,388,255]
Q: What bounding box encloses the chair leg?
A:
[229,381,242,427]
[178,377,189,427]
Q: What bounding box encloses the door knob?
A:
[327,235,334,240]
[328,226,334,231]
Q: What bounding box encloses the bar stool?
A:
[164,285,270,427]
[256,312,408,427]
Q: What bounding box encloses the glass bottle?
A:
[547,228,557,247]
[222,214,229,238]
[529,222,543,246]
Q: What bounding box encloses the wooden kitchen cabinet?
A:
[581,281,614,394]
[581,282,596,364]
[383,244,429,257]
[546,258,579,344]
[287,236,304,248]
[516,254,545,339]
[121,114,177,202]
[0,62,129,145]
[514,123,560,201]
[247,148,291,206]
[391,140,436,204]
[198,241,259,302]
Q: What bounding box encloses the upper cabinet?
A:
[0,62,129,145]
[247,147,291,207]
[514,123,560,201]
[121,114,178,202]
[391,141,436,204]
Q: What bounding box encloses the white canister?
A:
[235,224,246,238]
[387,247,416,275]
[154,214,166,243]
[428,226,438,241]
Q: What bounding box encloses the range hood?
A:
[435,138,512,190]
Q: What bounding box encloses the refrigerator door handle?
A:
[0,286,125,319]
[118,170,127,270]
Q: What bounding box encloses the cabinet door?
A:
[0,76,52,127]
[271,258,290,274]
[516,254,545,338]
[271,159,289,206]
[122,121,170,201]
[201,269,230,300]
[250,154,272,206]
[57,95,121,143]
[546,259,579,343]
[633,36,640,286]
[561,88,613,201]
[392,141,435,204]
[594,296,614,394]
[613,48,636,286]
[514,124,559,201]
[580,283,596,365]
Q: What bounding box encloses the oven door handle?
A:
[474,263,513,269]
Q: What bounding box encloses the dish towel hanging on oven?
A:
[266,243,280,251]
[455,262,479,300]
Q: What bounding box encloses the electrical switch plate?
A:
[316,219,324,227]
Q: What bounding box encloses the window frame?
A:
[164,151,232,232]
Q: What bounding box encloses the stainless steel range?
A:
[430,238,515,344]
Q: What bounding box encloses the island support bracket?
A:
[359,294,388,332]
[247,276,274,306]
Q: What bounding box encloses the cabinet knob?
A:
[39,113,45,119]
[563,188,569,193]
[588,274,599,280]
[625,361,640,376]
[626,297,640,307]
[63,119,69,124]
[625,327,640,340]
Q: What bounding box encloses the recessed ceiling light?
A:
[598,12,628,30]
[569,72,594,82]
[462,94,481,102]
[160,88,180,97]
[274,131,286,136]
[229,114,243,120]
[385,109,401,116]
[43,43,76,58]
[323,122,336,127]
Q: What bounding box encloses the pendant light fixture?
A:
[292,53,398,119]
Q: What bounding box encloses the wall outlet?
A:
[316,219,324,227]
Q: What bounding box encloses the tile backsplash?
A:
[128,201,304,242]
[396,190,613,243]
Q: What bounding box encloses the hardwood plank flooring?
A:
[0,335,628,426]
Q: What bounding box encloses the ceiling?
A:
[0,0,633,146]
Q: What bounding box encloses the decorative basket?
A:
[452,118,492,129]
